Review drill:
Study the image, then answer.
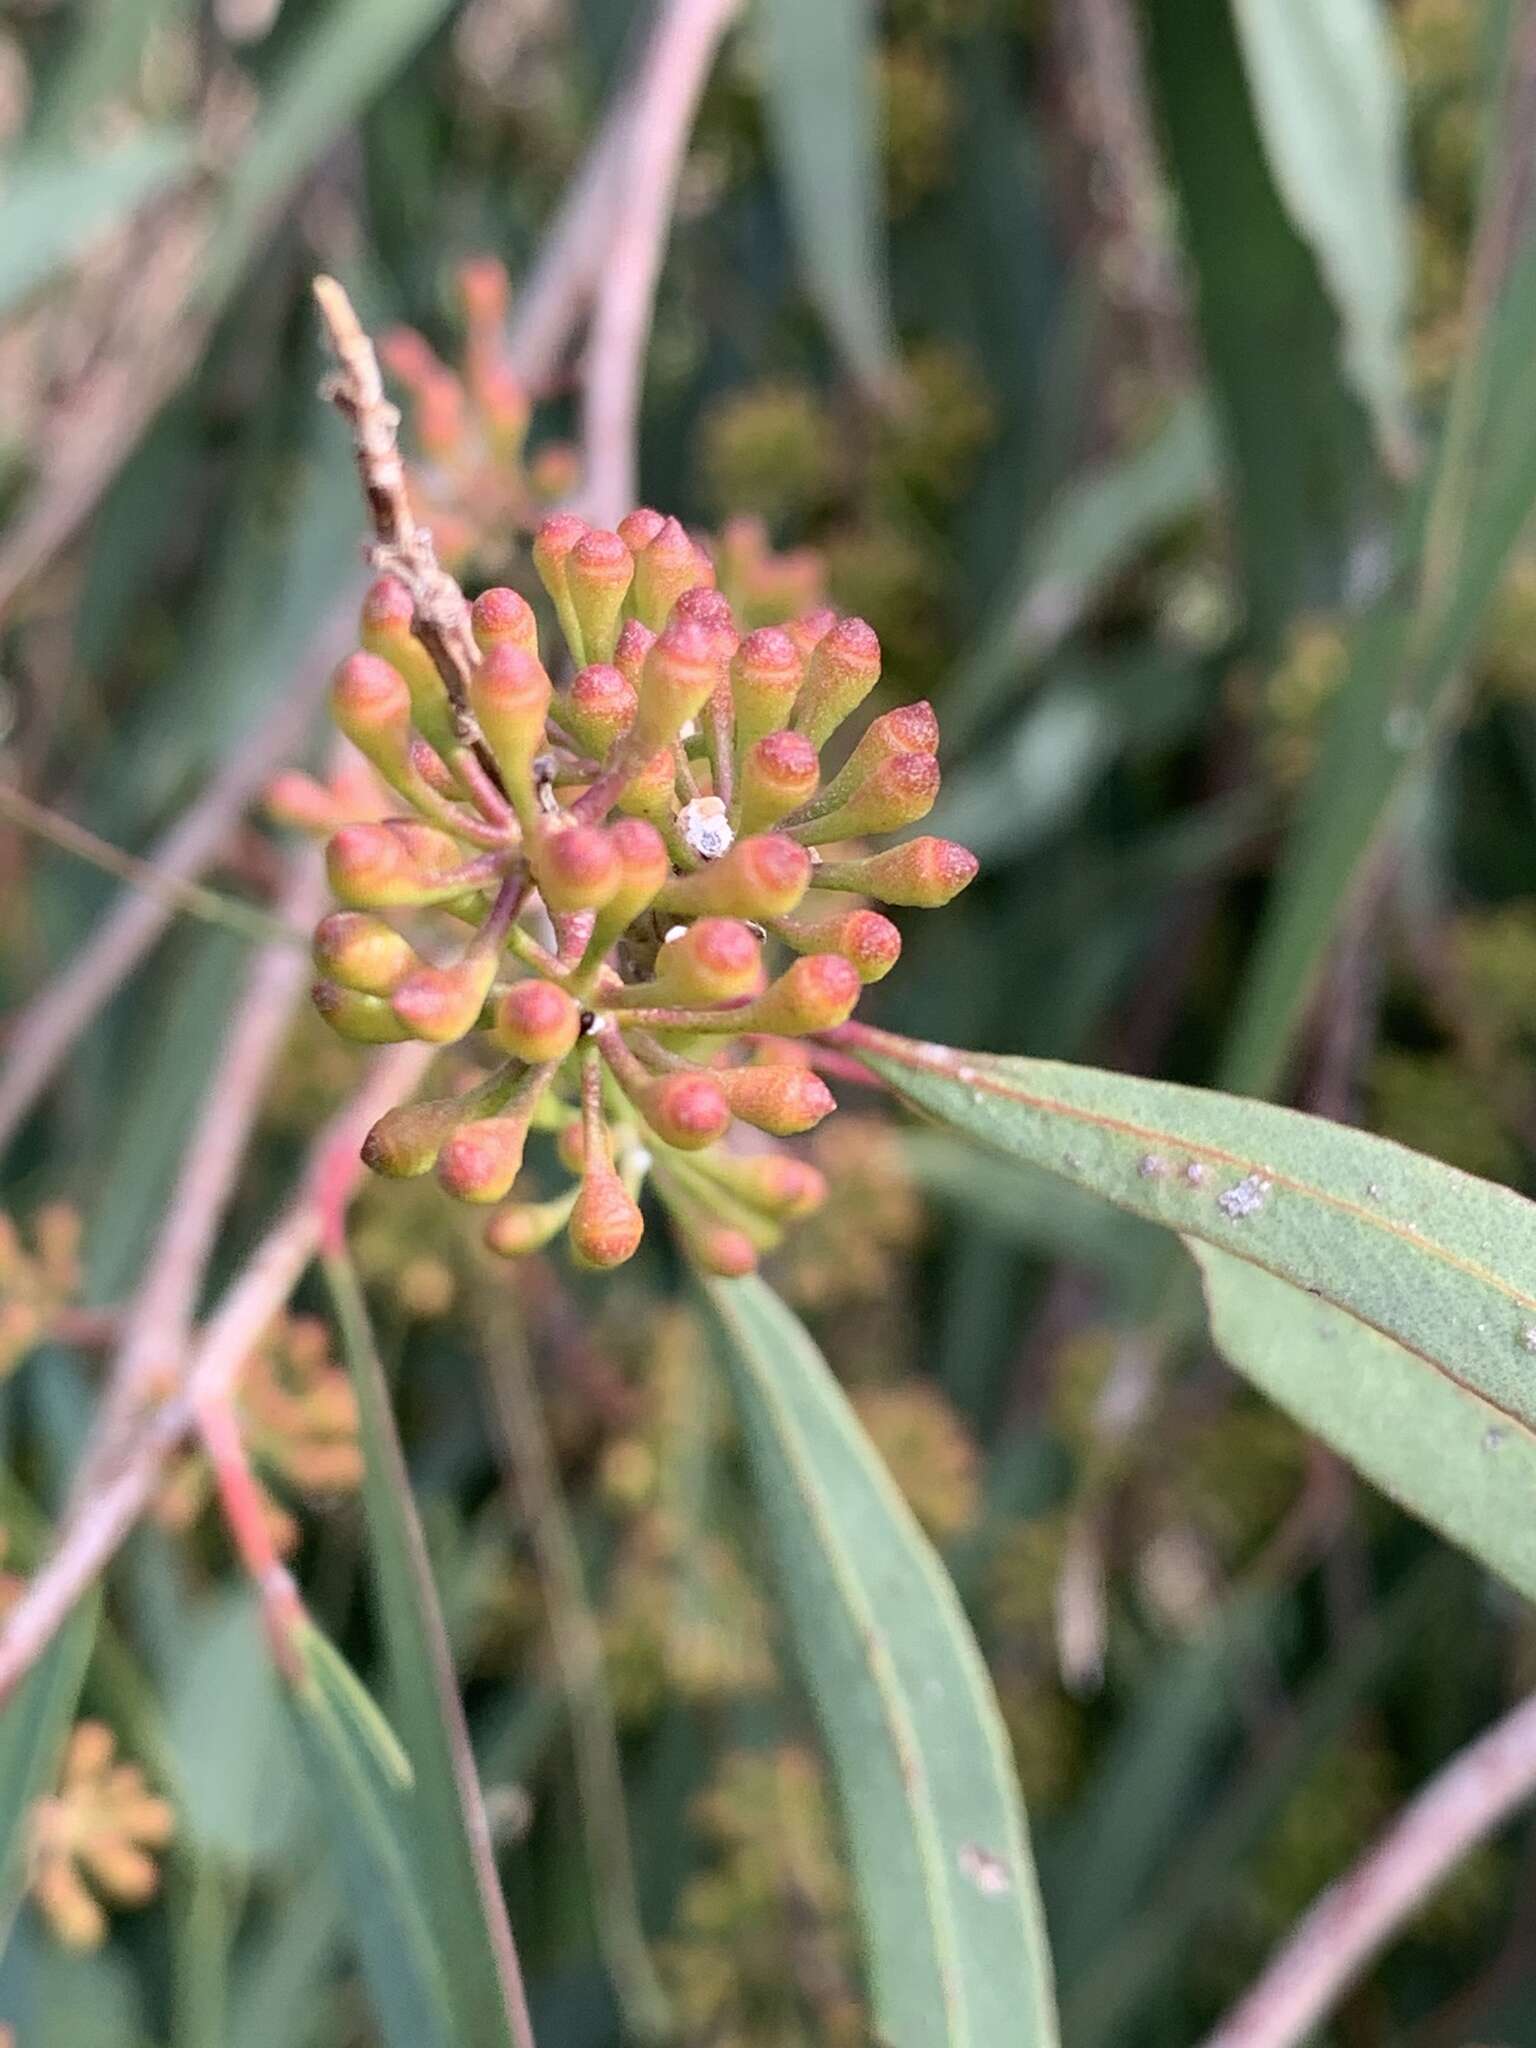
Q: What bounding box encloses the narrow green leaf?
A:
[0,1596,98,1951]
[323,1249,531,2048]
[1188,1243,1536,1600]
[282,1622,454,2048]
[0,132,195,321]
[1143,0,1381,644]
[702,1275,1059,2048]
[944,397,1218,749]
[1230,0,1411,463]
[755,0,896,391]
[857,1032,1536,1594]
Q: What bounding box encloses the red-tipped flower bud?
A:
[614,748,678,825]
[362,1096,471,1178]
[632,516,710,632]
[330,652,412,777]
[652,917,765,1003]
[792,617,882,749]
[776,906,902,982]
[312,911,418,995]
[786,607,837,660]
[532,821,621,913]
[472,587,539,658]
[794,752,940,846]
[671,585,738,660]
[712,1063,836,1135]
[809,835,979,907]
[635,1070,732,1151]
[569,1170,645,1269]
[493,979,582,1063]
[736,730,820,835]
[613,617,655,693]
[632,618,727,755]
[437,1116,529,1204]
[562,664,636,760]
[802,700,939,820]
[566,528,635,665]
[730,627,804,751]
[617,507,667,554]
[655,834,812,920]
[705,1154,828,1219]
[326,822,485,910]
[390,949,499,1044]
[312,982,414,1043]
[469,644,552,809]
[485,1193,578,1258]
[674,1213,759,1276]
[742,954,862,1035]
[360,578,457,757]
[532,512,590,659]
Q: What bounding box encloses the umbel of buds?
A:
[302,511,977,1275]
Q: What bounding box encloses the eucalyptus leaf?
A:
[703,1274,1059,2048]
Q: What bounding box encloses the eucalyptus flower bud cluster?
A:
[307,508,978,1274]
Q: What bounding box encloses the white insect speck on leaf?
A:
[1367,1181,1384,1201]
[957,1844,1012,1897]
[1218,1174,1271,1221]
[1184,1161,1206,1187]
[1138,1154,1170,1180]
[1520,1326,1536,1357]
[678,795,734,860]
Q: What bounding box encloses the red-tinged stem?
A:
[453,746,518,833]
[580,1041,610,1166]
[196,1395,305,1681]
[823,1018,976,1075]
[803,1041,890,1091]
[1200,1684,1536,2048]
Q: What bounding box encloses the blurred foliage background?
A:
[2,0,1536,2043]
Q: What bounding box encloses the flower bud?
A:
[437,1116,529,1204]
[267,771,342,834]
[312,983,414,1043]
[730,627,804,751]
[792,617,882,749]
[472,587,539,659]
[390,949,499,1044]
[615,748,678,825]
[632,517,710,632]
[709,1063,836,1134]
[794,753,940,845]
[485,1193,578,1258]
[532,821,621,913]
[671,585,738,657]
[312,912,418,995]
[632,619,727,755]
[363,1096,470,1177]
[723,954,861,1036]
[703,1154,828,1219]
[326,822,487,910]
[800,700,938,819]
[736,730,820,835]
[786,607,837,660]
[651,918,764,1003]
[569,1169,645,1268]
[633,1070,732,1150]
[675,1214,759,1276]
[330,652,414,781]
[582,819,670,954]
[493,979,582,1062]
[360,578,458,758]
[532,512,590,658]
[618,507,667,554]
[613,617,655,693]
[809,835,978,907]
[562,664,636,759]
[469,644,553,810]
[567,528,635,665]
[655,834,812,920]
[775,905,901,982]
